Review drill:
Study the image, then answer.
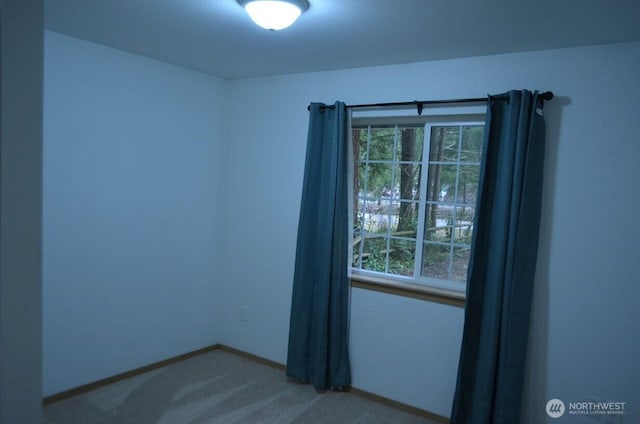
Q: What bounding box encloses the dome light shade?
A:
[238,0,309,31]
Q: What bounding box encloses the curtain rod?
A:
[308,91,554,115]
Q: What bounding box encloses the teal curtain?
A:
[286,102,351,391]
[451,91,546,423]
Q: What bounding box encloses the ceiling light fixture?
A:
[237,0,309,31]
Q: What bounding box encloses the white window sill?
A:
[350,273,465,308]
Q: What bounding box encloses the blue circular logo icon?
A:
[546,398,566,418]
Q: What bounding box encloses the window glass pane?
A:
[438,164,458,203]
[457,165,481,206]
[353,128,368,161]
[424,204,453,242]
[429,127,443,162]
[354,151,365,232]
[378,199,394,227]
[454,206,474,245]
[354,198,365,231]
[397,200,418,237]
[362,201,391,233]
[427,164,457,204]
[415,127,424,156]
[357,162,368,197]
[424,202,438,242]
[352,230,363,268]
[395,164,422,201]
[361,236,387,273]
[351,121,484,292]
[431,126,460,162]
[365,163,394,199]
[421,243,450,280]
[398,127,423,162]
[388,238,416,277]
[450,246,471,282]
[368,128,395,161]
[461,126,483,163]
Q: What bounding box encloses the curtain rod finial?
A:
[540,91,554,101]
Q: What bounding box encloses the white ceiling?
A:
[44,0,640,80]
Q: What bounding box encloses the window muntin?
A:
[351,118,484,292]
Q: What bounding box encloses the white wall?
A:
[220,42,640,420]
[42,31,226,396]
[0,1,43,422]
[532,43,640,424]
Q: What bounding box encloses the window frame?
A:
[349,108,486,299]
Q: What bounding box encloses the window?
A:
[350,112,484,294]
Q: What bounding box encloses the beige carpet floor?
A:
[44,350,439,424]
